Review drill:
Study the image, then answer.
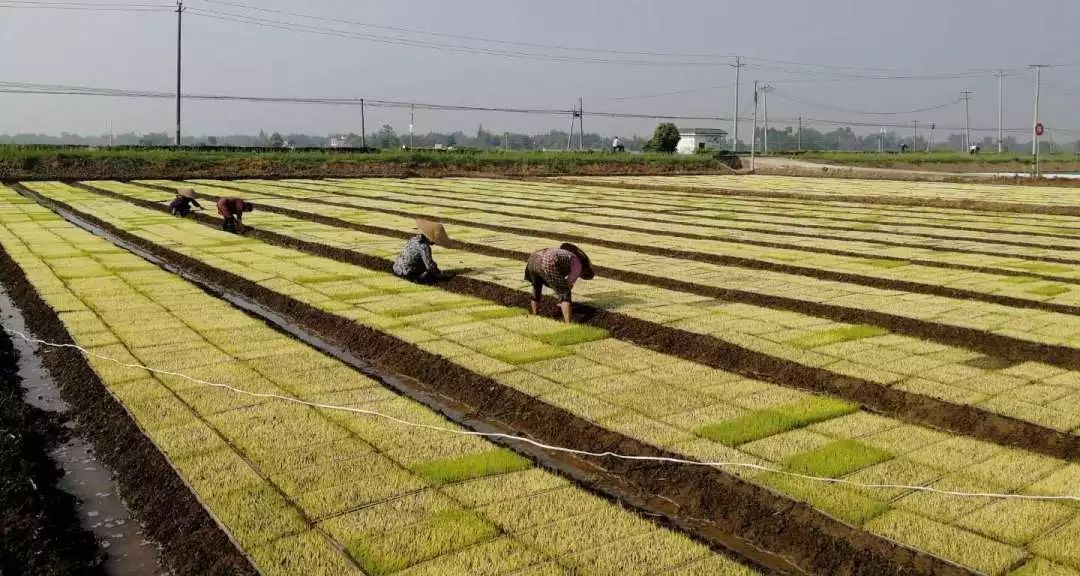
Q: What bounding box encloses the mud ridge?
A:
[0,249,258,575]
[64,182,1080,462]
[548,177,1080,218]
[181,179,1080,319]
[20,185,982,576]
[261,179,1080,284]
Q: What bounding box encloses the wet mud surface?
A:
[20,184,981,575]
[0,247,257,576]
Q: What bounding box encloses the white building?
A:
[676,128,729,155]
[328,134,349,148]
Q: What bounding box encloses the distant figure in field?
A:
[217,197,253,234]
[393,219,449,283]
[612,137,625,152]
[969,144,981,155]
[524,243,595,323]
[168,188,202,217]
[900,144,909,153]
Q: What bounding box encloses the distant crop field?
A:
[2,173,1079,574]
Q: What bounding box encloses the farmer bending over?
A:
[168,188,202,217]
[393,219,449,283]
[524,243,595,323]
[217,197,254,234]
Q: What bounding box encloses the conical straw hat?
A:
[178,188,196,199]
[416,219,451,245]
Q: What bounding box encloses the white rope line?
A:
[6,327,1078,503]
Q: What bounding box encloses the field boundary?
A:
[0,245,258,576]
[65,181,1080,462]
[15,183,983,576]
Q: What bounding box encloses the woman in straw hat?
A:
[168,188,203,218]
[393,219,449,283]
[524,243,595,323]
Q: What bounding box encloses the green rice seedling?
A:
[596,412,695,448]
[1027,284,1071,298]
[741,428,834,462]
[84,343,153,384]
[999,275,1040,285]
[865,511,1027,575]
[152,421,228,461]
[250,530,363,576]
[962,450,1066,492]
[441,468,568,509]
[474,340,571,365]
[757,472,889,525]
[393,536,548,576]
[410,448,531,485]
[786,439,893,478]
[346,509,498,575]
[467,307,527,321]
[206,484,309,550]
[859,258,911,269]
[176,447,265,501]
[566,529,713,575]
[905,436,1002,471]
[107,378,194,432]
[895,473,1012,524]
[208,403,350,461]
[1024,465,1080,506]
[479,487,604,534]
[568,339,678,371]
[535,325,610,347]
[1002,261,1073,275]
[856,424,953,455]
[695,396,857,446]
[515,505,652,558]
[786,325,889,349]
[1006,557,1080,576]
[809,412,902,439]
[522,355,619,385]
[1030,518,1080,571]
[958,499,1077,546]
[665,555,762,576]
[843,457,943,501]
[282,457,427,519]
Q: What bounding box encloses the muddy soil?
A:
[68,181,1080,462]
[22,183,978,576]
[0,249,257,576]
[0,309,105,575]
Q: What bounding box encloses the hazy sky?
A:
[3,0,1080,140]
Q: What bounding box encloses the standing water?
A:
[0,287,165,575]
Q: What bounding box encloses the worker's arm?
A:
[190,198,203,210]
[420,243,439,274]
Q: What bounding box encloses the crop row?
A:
[578,175,1080,210]
[83,180,1080,443]
[306,177,1080,284]
[0,184,765,576]
[193,178,1080,353]
[20,181,1080,574]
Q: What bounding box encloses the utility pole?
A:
[995,70,1006,153]
[878,128,885,153]
[797,116,802,152]
[360,98,366,148]
[578,97,584,151]
[960,91,973,151]
[409,104,414,149]
[175,0,184,147]
[567,103,579,150]
[927,123,935,152]
[1031,64,1047,175]
[732,56,744,152]
[761,85,772,154]
[750,80,758,171]
[912,120,918,152]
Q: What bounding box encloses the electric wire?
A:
[3,327,1077,503]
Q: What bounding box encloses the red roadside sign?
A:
[1036,122,1045,136]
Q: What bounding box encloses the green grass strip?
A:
[786,440,893,478]
[535,325,609,347]
[1026,284,1070,297]
[410,448,531,485]
[786,325,889,349]
[696,396,857,446]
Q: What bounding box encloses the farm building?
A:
[676,127,728,154]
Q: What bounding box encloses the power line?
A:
[768,90,962,116]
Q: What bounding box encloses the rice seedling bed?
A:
[13,181,1080,574]
[0,186,762,576]
[91,180,1080,446]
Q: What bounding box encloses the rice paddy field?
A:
[3,173,1080,576]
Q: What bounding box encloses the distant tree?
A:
[377,125,400,149]
[207,136,218,146]
[645,123,681,153]
[269,132,285,147]
[257,129,268,145]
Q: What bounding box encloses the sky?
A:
[3,0,1080,141]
